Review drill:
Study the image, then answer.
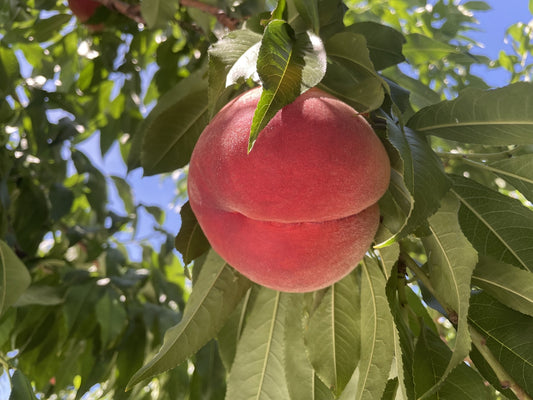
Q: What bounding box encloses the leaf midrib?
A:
[471,275,533,306]
[413,120,533,132]
[255,291,281,400]
[451,188,529,271]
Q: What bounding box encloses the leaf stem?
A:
[469,325,533,400]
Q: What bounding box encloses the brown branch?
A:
[96,0,145,24]
[180,0,239,30]
[95,0,239,30]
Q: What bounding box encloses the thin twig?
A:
[96,0,144,24]
[401,251,533,399]
[470,326,533,400]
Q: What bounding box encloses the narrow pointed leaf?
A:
[413,327,493,399]
[452,175,533,272]
[472,257,533,317]
[174,201,210,265]
[225,288,290,400]
[469,291,533,395]
[141,71,209,175]
[0,240,31,316]
[292,0,320,33]
[420,192,478,398]
[407,83,533,145]
[9,370,37,400]
[208,29,262,115]
[250,21,326,150]
[305,271,361,395]
[382,66,441,110]
[341,257,394,400]
[127,251,251,388]
[284,293,315,400]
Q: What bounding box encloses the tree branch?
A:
[94,0,239,30]
[401,251,533,400]
[97,0,144,24]
[470,326,533,400]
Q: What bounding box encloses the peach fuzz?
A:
[188,87,390,292]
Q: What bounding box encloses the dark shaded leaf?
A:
[174,201,210,265]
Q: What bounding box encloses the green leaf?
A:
[339,257,394,400]
[452,175,533,272]
[463,1,491,10]
[14,285,64,307]
[469,291,533,395]
[174,201,210,265]
[0,240,31,316]
[320,31,385,112]
[420,192,478,398]
[31,14,71,42]
[305,271,360,395]
[292,0,320,33]
[111,176,135,214]
[344,22,406,70]
[11,178,50,255]
[250,21,326,150]
[284,294,315,400]
[402,34,465,64]
[413,327,493,399]
[226,287,290,400]
[140,0,177,28]
[0,44,21,94]
[127,250,251,388]
[486,154,533,203]
[9,370,38,400]
[382,66,441,110]
[95,290,128,348]
[407,83,533,145]
[141,71,209,175]
[401,127,451,235]
[472,257,533,318]
[208,29,262,115]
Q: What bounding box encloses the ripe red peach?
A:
[188,87,390,292]
[68,0,104,30]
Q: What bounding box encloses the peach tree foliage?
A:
[1,0,533,399]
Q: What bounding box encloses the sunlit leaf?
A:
[249,21,326,150]
[487,154,533,203]
[320,31,385,112]
[472,257,533,317]
[284,294,314,400]
[9,370,37,400]
[0,240,31,316]
[141,71,209,176]
[306,271,360,395]
[339,257,394,400]
[452,175,533,272]
[127,251,251,387]
[226,287,290,400]
[408,83,533,145]
[174,201,211,265]
[420,192,478,397]
[469,291,533,395]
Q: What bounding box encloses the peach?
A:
[188,87,390,292]
[68,0,104,30]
